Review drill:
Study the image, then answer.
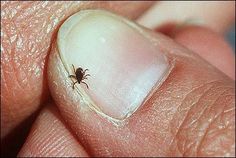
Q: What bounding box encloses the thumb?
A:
[48,10,235,157]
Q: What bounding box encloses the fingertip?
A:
[18,103,88,157]
[172,25,235,79]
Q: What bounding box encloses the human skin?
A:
[19,23,235,156]
[1,1,154,139]
[1,1,235,157]
[1,1,154,155]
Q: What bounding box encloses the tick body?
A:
[69,64,90,89]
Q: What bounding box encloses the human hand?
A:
[1,1,235,157]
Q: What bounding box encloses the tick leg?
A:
[83,69,89,74]
[72,64,76,74]
[69,75,76,79]
[81,81,89,89]
[72,81,78,89]
[84,74,90,78]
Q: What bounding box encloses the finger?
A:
[48,10,235,156]
[18,103,88,157]
[0,110,39,157]
[1,1,153,138]
[172,25,235,79]
[137,1,235,33]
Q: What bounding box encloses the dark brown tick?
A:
[69,64,90,89]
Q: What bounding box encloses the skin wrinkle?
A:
[197,101,234,155]
[22,105,87,157]
[170,80,218,143]
[223,102,235,114]
[2,13,42,100]
[175,84,215,156]
[2,1,79,100]
[202,115,234,155]
[168,80,218,155]
[13,2,43,22]
[36,134,51,155]
[185,86,233,128]
[179,86,214,130]
[12,60,27,91]
[184,98,218,155]
[185,87,233,129]
[173,81,234,156]
[46,139,66,156]
[42,132,62,155]
[4,2,35,20]
[2,32,20,92]
[37,133,52,155]
[19,126,42,155]
[196,89,233,155]
[197,92,235,156]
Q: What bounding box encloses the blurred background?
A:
[226,24,235,51]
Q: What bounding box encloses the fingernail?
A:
[57,10,171,120]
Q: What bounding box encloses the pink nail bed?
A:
[57,10,171,120]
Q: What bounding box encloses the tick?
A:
[69,64,90,89]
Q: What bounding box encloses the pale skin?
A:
[1,1,235,157]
